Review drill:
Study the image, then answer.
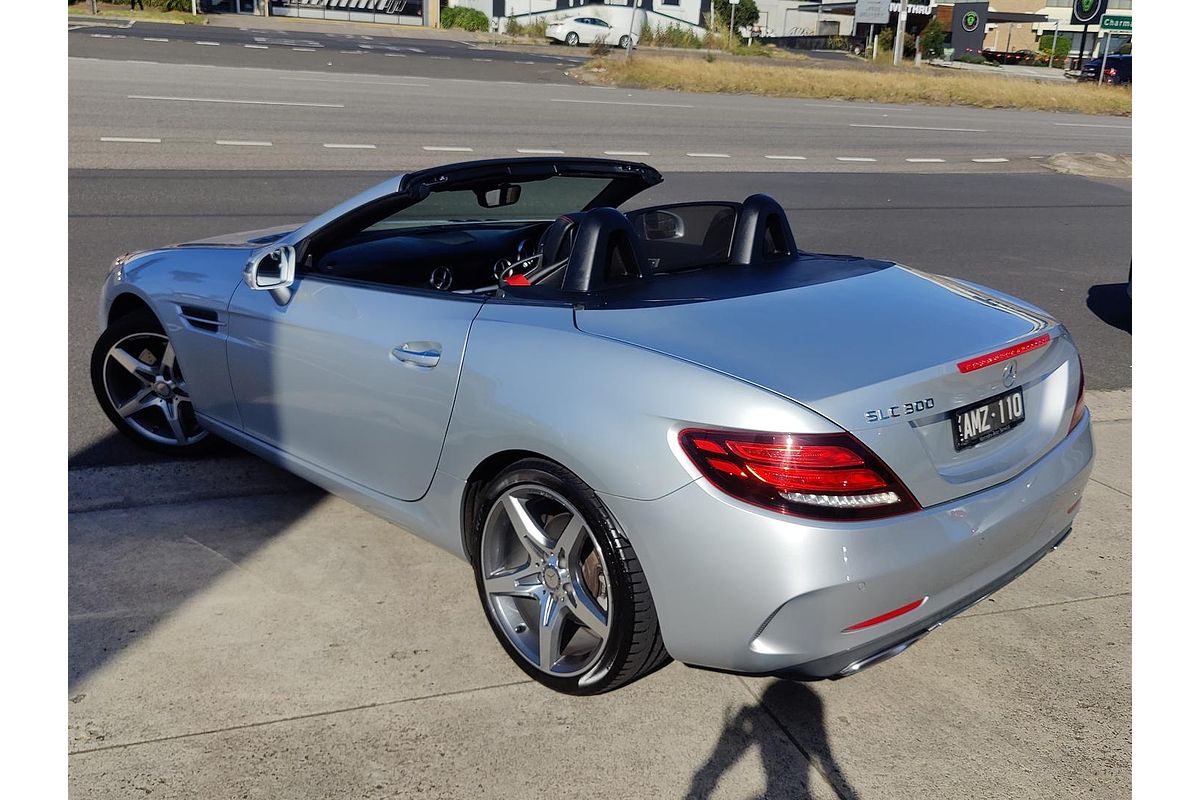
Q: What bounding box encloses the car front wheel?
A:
[471,458,670,694]
[91,310,211,454]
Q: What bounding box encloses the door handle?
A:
[392,343,441,368]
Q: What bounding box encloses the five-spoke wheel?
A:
[472,458,669,694]
[91,311,211,453]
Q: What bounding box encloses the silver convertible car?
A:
[91,158,1093,694]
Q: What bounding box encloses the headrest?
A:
[562,207,648,293]
[730,194,797,265]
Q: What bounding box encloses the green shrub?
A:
[711,0,759,31]
[919,18,945,59]
[441,6,489,33]
[505,16,549,37]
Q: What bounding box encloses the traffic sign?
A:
[855,0,890,26]
[1100,14,1132,33]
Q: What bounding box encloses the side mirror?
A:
[245,245,296,291]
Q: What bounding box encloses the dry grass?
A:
[586,56,1131,116]
[68,2,206,25]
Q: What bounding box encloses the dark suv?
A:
[1080,54,1131,85]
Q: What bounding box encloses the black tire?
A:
[470,458,671,694]
[90,310,213,456]
[619,35,631,49]
[565,32,579,46]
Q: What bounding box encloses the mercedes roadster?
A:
[91,158,1093,694]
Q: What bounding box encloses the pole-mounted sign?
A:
[855,0,890,26]
[1100,15,1132,33]
[1071,0,1109,27]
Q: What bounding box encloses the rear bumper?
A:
[600,411,1094,677]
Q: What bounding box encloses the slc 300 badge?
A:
[864,398,935,423]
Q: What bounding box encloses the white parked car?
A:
[546,17,637,48]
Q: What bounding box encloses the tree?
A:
[920,18,945,59]
[712,0,760,33]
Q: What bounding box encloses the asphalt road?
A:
[69,44,1132,173]
[69,169,1131,470]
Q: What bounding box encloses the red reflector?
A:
[705,458,746,477]
[504,274,531,286]
[957,333,1051,373]
[745,464,887,493]
[843,597,927,633]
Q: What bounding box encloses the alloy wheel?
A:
[101,332,207,447]
[480,485,611,677]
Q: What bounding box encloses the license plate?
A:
[953,388,1025,451]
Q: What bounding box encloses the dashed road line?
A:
[216,140,273,147]
[472,58,494,62]
[338,50,367,55]
[906,157,946,163]
[292,47,316,52]
[516,60,536,65]
[281,76,428,87]
[195,41,220,47]
[323,143,377,149]
[1053,122,1130,129]
[385,53,406,57]
[604,150,650,156]
[850,123,987,133]
[100,137,162,144]
[764,155,807,161]
[431,56,451,60]
[423,146,474,152]
[129,95,344,108]
[972,157,1010,163]
[90,34,113,38]
[687,153,731,158]
[244,44,268,50]
[836,157,878,162]
[143,38,169,43]
[517,148,565,154]
[550,98,693,109]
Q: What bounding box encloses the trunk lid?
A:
[575,264,1080,508]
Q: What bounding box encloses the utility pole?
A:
[625,0,637,59]
[1049,18,1060,69]
[192,0,198,16]
[728,0,738,46]
[1079,22,1089,72]
[1097,31,1111,84]
[892,0,908,67]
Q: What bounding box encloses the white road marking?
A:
[244,44,268,50]
[472,58,494,62]
[423,146,474,152]
[850,124,986,133]
[1053,122,1131,129]
[281,76,428,88]
[323,143,377,149]
[972,157,1010,163]
[385,54,406,57]
[338,50,366,55]
[836,157,878,162]
[129,95,344,108]
[517,148,565,154]
[216,140,273,147]
[550,98,693,109]
[687,153,731,158]
[431,56,451,60]
[765,155,807,160]
[407,48,425,53]
[605,151,650,156]
[292,47,316,52]
[516,60,536,65]
[90,34,113,38]
[1028,155,1046,159]
[100,137,162,144]
[906,158,946,163]
[195,41,221,47]
[143,38,169,43]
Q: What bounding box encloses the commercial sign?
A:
[1100,14,1132,33]
[961,9,980,32]
[855,0,890,26]
[1071,0,1109,27]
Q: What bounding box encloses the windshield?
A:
[367,175,615,231]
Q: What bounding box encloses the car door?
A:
[226,277,481,502]
[224,158,662,501]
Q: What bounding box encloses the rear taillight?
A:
[679,429,921,521]
[1070,360,1086,431]
[1104,67,1118,76]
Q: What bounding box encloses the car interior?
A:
[303,190,800,299]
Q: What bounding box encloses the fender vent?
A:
[179,305,222,333]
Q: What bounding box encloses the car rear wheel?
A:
[91,311,212,454]
[619,35,631,49]
[565,32,579,46]
[471,458,670,694]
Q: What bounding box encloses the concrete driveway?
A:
[68,392,1130,799]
